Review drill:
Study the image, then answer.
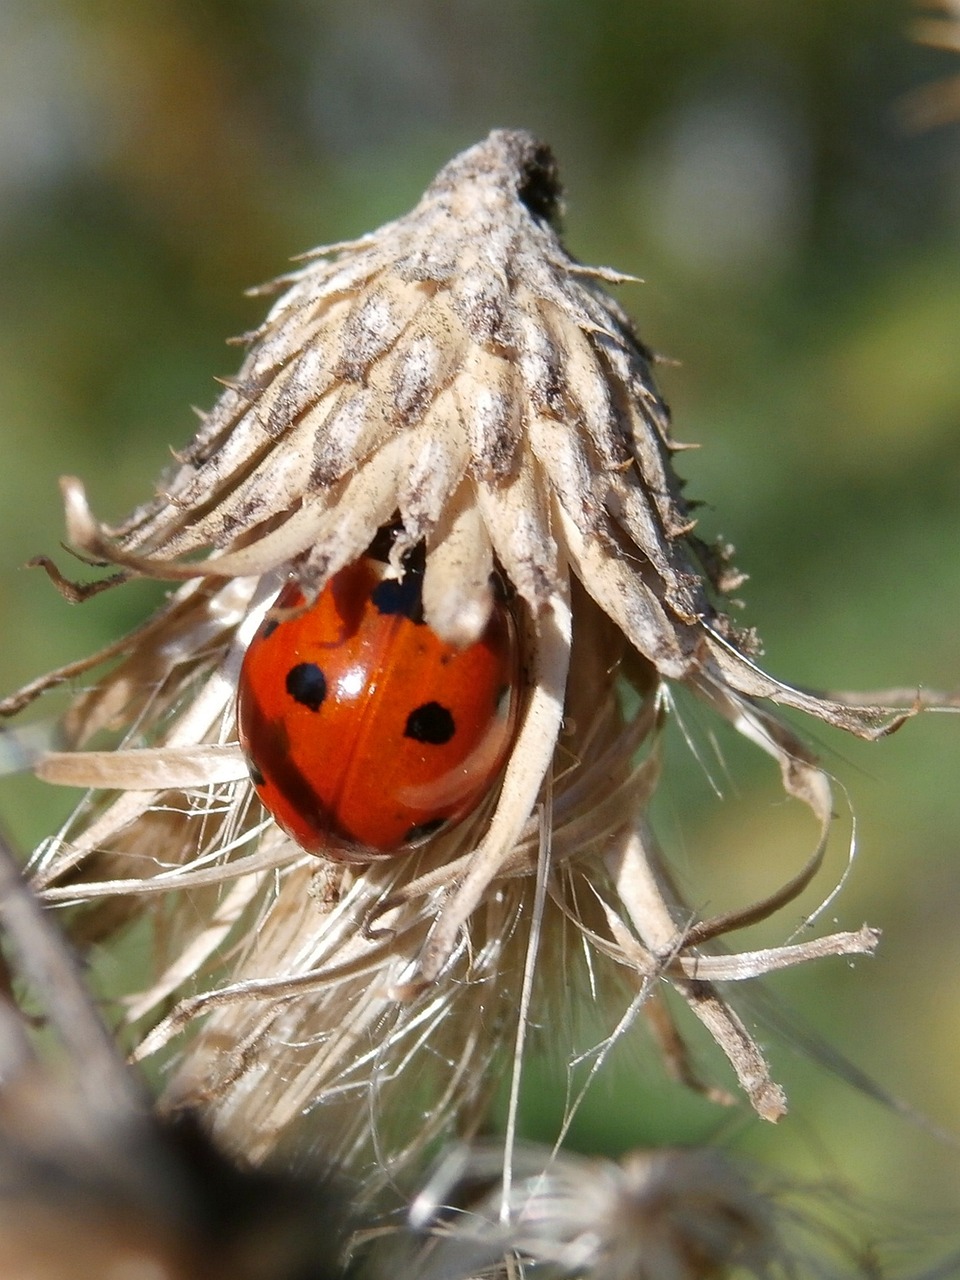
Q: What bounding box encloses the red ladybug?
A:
[236,548,522,858]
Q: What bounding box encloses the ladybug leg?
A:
[415,588,572,986]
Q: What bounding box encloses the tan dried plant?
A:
[904,1,960,128]
[406,1142,919,1280]
[0,822,920,1280]
[0,130,941,1195]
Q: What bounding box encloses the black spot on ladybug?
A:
[371,575,424,624]
[404,817,448,843]
[286,662,327,712]
[262,618,280,640]
[405,701,455,745]
[244,754,265,787]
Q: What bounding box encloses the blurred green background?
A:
[2,0,960,1238]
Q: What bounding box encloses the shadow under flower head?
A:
[0,129,948,1185]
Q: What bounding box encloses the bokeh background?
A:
[2,0,960,1242]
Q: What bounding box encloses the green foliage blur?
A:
[2,0,959,1229]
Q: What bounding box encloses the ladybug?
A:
[236,545,522,858]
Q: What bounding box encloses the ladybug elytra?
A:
[236,547,522,858]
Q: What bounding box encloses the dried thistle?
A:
[903,1,960,128]
[410,1145,779,1280]
[405,1142,946,1280]
[0,130,942,1186]
[0,820,948,1279]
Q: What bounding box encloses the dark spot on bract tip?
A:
[517,142,561,225]
[404,701,455,745]
[372,575,424,624]
[404,817,447,844]
[244,754,265,787]
[286,662,327,712]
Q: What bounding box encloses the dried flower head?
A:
[903,1,960,128]
[409,1144,776,1280]
[1,130,942,1186]
[405,1142,943,1280]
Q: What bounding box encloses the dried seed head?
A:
[56,129,910,746]
[407,1143,924,1280]
[413,1146,776,1280]
[2,130,946,1183]
[55,128,911,745]
[903,2,960,129]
